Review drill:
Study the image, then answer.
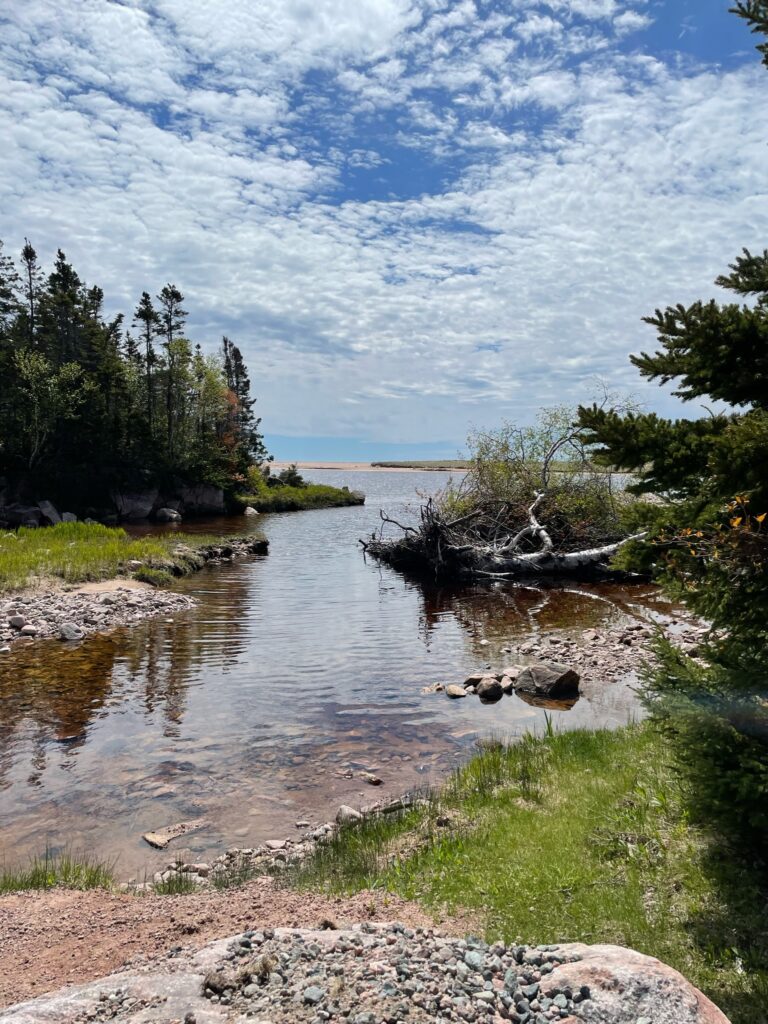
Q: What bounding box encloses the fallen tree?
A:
[361,406,645,581]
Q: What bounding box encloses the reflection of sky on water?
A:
[0,470,675,876]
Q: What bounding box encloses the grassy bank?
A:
[285,724,767,1024]
[0,850,115,894]
[235,482,364,513]
[0,521,246,592]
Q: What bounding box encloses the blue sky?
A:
[1,0,767,460]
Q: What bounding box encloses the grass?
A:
[369,459,617,473]
[284,724,768,1024]
[235,482,364,513]
[0,849,115,894]
[0,521,233,592]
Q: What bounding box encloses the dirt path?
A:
[0,877,473,1009]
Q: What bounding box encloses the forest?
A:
[0,240,268,510]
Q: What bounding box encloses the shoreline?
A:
[0,537,268,650]
[269,461,456,473]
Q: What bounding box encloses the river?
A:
[0,469,671,878]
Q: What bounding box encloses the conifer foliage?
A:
[577,5,768,842]
[0,243,269,504]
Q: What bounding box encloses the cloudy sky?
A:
[1,1,767,459]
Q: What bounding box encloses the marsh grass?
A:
[285,724,768,1024]
[0,849,115,894]
[0,521,226,592]
[235,482,364,513]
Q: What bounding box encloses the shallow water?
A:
[0,470,672,877]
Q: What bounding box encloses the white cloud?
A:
[0,0,766,449]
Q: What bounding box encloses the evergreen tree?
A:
[19,239,44,344]
[133,291,161,438]
[0,239,20,334]
[157,284,187,459]
[577,7,768,840]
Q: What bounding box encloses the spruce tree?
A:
[577,5,768,841]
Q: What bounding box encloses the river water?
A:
[0,470,671,877]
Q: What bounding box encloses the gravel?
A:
[200,923,590,1022]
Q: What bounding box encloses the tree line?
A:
[0,241,269,505]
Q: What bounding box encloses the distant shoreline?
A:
[269,460,466,472]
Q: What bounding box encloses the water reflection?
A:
[0,470,673,876]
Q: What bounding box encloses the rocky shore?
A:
[3,922,730,1023]
[0,538,268,650]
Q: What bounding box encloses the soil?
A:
[0,877,475,1010]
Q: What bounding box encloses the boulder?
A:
[156,507,182,522]
[336,805,363,824]
[8,614,26,630]
[463,672,487,687]
[2,504,43,527]
[476,677,503,702]
[61,512,78,522]
[37,500,61,525]
[539,943,731,1024]
[515,662,581,699]
[244,506,260,516]
[110,490,158,521]
[500,675,515,695]
[446,685,468,699]
[178,484,225,516]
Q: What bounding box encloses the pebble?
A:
[201,926,591,1022]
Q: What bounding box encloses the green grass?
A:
[0,849,115,894]
[0,521,230,592]
[235,482,364,513]
[285,724,768,1024]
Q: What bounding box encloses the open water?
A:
[0,469,672,877]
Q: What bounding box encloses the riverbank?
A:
[0,527,268,647]
[282,723,766,1024]
[235,481,364,512]
[1,723,762,1022]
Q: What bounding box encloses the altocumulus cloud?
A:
[1,0,767,456]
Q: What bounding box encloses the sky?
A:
[1,1,767,461]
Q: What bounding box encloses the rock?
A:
[540,943,730,1023]
[476,676,503,702]
[20,624,38,636]
[59,622,85,642]
[446,685,468,699]
[111,490,159,521]
[156,507,182,522]
[360,771,383,786]
[8,614,26,630]
[303,985,325,1005]
[37,500,61,525]
[61,512,78,522]
[500,675,515,694]
[264,839,286,851]
[336,805,362,824]
[178,484,225,516]
[464,672,487,687]
[244,506,260,516]
[499,665,525,681]
[0,645,10,654]
[515,663,581,699]
[2,503,43,527]
[141,818,209,849]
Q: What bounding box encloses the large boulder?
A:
[155,507,182,522]
[539,943,730,1024]
[0,932,731,1024]
[178,484,225,516]
[1,503,43,527]
[515,662,581,699]
[37,500,61,525]
[110,490,158,521]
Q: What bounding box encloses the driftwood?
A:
[361,490,645,581]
